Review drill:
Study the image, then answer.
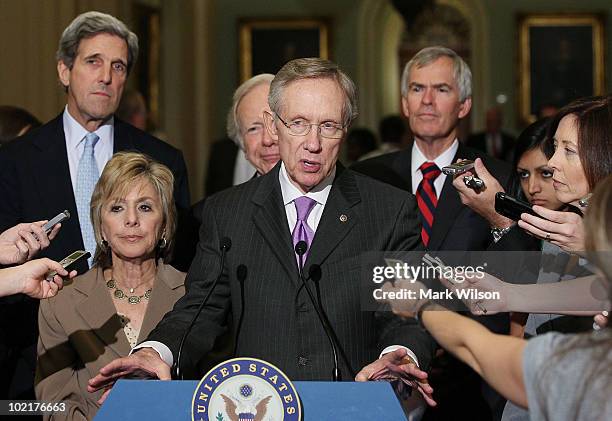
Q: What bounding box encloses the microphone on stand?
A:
[309,264,356,379]
[172,237,232,380]
[233,264,248,356]
[295,241,341,381]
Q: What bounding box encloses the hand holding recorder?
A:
[449,158,513,230]
[0,210,69,265]
[0,257,77,299]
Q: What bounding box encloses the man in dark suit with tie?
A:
[0,11,189,269]
[352,46,517,419]
[353,46,514,253]
[89,57,438,406]
[0,11,189,400]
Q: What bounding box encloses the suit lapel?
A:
[252,165,298,282]
[112,118,136,152]
[306,165,360,268]
[31,114,84,251]
[391,148,413,191]
[74,268,131,357]
[427,144,475,250]
[138,264,184,343]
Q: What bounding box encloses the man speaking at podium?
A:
[89,58,437,405]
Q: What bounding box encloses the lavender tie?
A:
[292,196,317,266]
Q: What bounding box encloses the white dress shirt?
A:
[63,106,114,192]
[411,139,459,197]
[232,151,257,185]
[279,162,333,233]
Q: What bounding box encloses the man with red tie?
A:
[354,46,514,252]
[352,46,516,419]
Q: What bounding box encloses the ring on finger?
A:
[545,232,551,241]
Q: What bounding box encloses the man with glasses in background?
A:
[90,58,438,407]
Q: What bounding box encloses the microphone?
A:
[294,241,341,381]
[234,264,248,356]
[310,264,324,305]
[172,237,232,379]
[295,241,308,260]
[309,264,356,379]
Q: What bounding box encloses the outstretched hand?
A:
[451,158,513,229]
[439,270,510,315]
[10,258,76,299]
[88,348,171,404]
[356,348,436,407]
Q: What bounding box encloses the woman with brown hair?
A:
[448,96,611,319]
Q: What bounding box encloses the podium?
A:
[94,380,407,420]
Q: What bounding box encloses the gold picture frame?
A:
[239,18,330,83]
[518,13,605,124]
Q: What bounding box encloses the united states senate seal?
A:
[191,357,302,421]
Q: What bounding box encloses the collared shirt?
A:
[63,106,114,193]
[411,139,459,197]
[279,162,335,234]
[232,151,257,185]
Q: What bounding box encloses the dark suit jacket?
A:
[148,163,437,380]
[352,144,513,252]
[173,171,259,272]
[204,137,239,195]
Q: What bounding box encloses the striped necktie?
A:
[416,162,441,247]
[75,132,100,266]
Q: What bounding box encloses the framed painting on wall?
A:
[517,13,605,124]
[133,3,161,126]
[238,18,330,83]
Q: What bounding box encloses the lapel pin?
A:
[339,214,348,222]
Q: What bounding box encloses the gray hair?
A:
[226,73,275,150]
[401,46,472,102]
[56,11,139,73]
[269,58,358,127]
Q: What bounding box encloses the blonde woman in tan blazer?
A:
[36,152,186,420]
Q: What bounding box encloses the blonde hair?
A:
[90,152,176,266]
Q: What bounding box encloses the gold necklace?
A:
[106,279,152,305]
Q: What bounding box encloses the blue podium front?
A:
[94,380,407,420]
